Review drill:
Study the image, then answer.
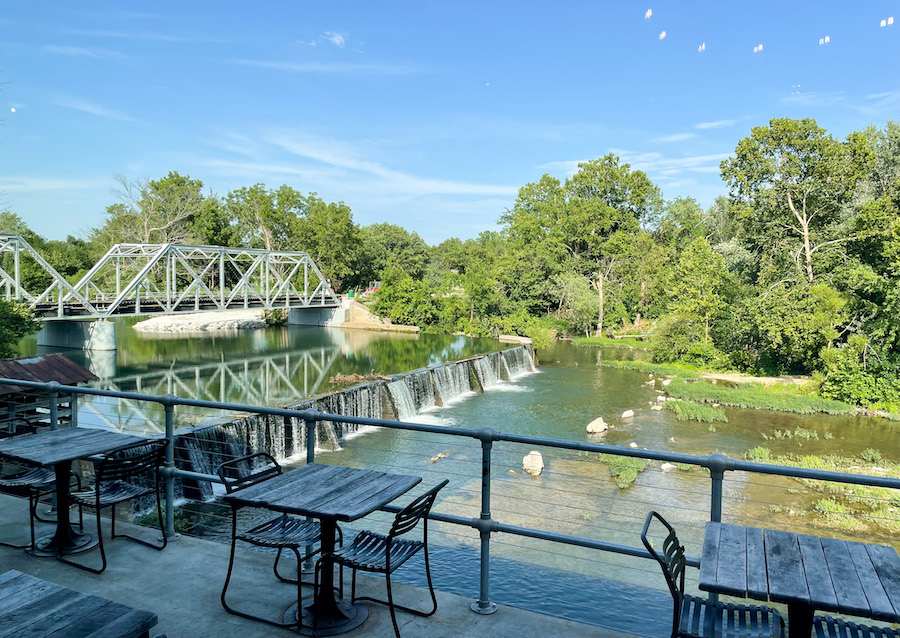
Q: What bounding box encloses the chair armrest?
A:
[216,453,281,493]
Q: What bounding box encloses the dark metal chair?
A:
[0,426,84,552]
[217,453,333,630]
[317,479,448,638]
[814,615,900,637]
[60,439,168,574]
[641,511,785,638]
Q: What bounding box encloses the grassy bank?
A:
[666,377,855,415]
[573,336,649,349]
[600,359,703,379]
[664,399,728,423]
[743,447,900,535]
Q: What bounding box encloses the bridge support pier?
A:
[288,298,347,327]
[37,320,117,351]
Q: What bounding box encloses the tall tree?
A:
[93,172,208,246]
[721,118,866,284]
[226,184,303,251]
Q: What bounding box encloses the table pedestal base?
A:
[27,531,96,557]
[284,595,368,636]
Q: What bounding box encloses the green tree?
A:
[93,172,208,246]
[670,237,730,344]
[0,300,39,358]
[721,118,866,284]
[357,223,429,284]
[295,197,360,291]
[226,184,303,251]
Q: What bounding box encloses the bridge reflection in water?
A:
[38,324,494,434]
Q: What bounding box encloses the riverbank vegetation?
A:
[743,447,900,535]
[2,118,899,415]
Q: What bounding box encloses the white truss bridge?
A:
[0,235,340,320]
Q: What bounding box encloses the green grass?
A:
[600,360,702,379]
[665,399,728,423]
[573,336,649,349]
[597,453,650,488]
[741,448,900,535]
[665,377,855,415]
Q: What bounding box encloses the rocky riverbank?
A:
[133,309,268,333]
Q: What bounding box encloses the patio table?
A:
[0,569,158,637]
[0,427,149,557]
[223,462,421,636]
[699,522,900,637]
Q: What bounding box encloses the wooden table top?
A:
[223,462,422,522]
[699,522,900,622]
[0,569,157,638]
[0,428,149,467]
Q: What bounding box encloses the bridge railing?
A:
[2,377,898,617]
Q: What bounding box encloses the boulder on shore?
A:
[586,417,608,434]
[523,451,544,476]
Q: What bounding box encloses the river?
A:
[18,321,900,634]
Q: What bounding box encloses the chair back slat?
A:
[216,453,282,493]
[389,479,449,538]
[641,511,688,603]
[96,439,167,482]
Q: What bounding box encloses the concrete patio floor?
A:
[0,493,646,637]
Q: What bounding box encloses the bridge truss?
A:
[0,236,339,320]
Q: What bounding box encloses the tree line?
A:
[2,118,899,410]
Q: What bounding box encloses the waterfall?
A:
[473,355,501,390]
[387,381,416,420]
[403,370,436,411]
[175,345,536,499]
[501,345,536,379]
[431,362,473,405]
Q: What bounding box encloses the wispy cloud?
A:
[65,28,221,43]
[266,131,515,197]
[859,90,900,115]
[0,176,110,192]
[541,151,731,179]
[230,59,422,75]
[695,119,735,129]
[324,31,346,47]
[49,95,135,121]
[44,44,126,59]
[653,132,696,143]
[781,91,845,106]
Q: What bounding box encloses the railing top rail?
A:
[2,376,898,491]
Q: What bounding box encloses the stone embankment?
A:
[133,309,267,333]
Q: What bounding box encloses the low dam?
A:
[174,345,536,498]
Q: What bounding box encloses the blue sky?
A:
[2,2,898,245]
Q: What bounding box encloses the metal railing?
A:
[3,377,899,616]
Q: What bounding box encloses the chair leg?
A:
[385,570,401,638]
[220,508,299,629]
[57,502,107,573]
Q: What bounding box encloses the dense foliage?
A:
[2,118,899,410]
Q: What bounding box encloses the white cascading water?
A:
[431,362,473,404]
[387,380,417,420]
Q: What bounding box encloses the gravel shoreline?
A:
[133,309,268,333]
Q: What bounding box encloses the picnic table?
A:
[699,522,900,637]
[223,462,421,636]
[0,569,158,637]
[0,428,149,557]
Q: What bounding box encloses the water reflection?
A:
[21,319,503,432]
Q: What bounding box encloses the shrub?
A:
[263,308,288,326]
[745,446,772,463]
[860,448,882,464]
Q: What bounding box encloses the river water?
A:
[20,322,900,634]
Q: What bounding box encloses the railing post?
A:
[304,413,316,464]
[471,427,497,615]
[47,381,59,431]
[707,452,729,523]
[161,395,180,541]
